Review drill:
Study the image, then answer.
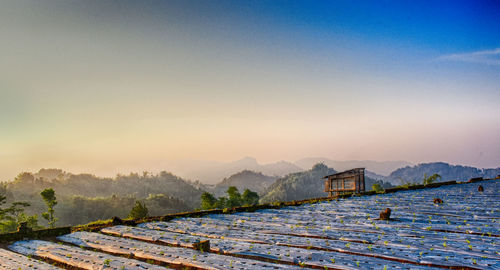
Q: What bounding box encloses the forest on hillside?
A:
[259,164,393,203]
[0,169,202,231]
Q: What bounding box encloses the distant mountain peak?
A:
[234,156,259,165]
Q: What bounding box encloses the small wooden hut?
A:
[324,168,365,197]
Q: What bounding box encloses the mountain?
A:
[261,160,304,177]
[212,170,276,196]
[365,170,386,180]
[260,164,336,203]
[385,162,500,185]
[260,164,395,203]
[166,157,302,184]
[294,157,412,176]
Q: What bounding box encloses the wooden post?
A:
[328,178,333,197]
[354,175,357,193]
[342,178,345,195]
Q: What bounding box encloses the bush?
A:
[200,187,260,210]
[371,183,384,193]
[423,174,441,185]
[128,201,148,219]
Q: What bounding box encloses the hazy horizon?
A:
[2,155,500,183]
[1,1,499,182]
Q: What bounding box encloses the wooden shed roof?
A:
[323,168,365,178]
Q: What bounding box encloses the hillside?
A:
[7,170,203,208]
[385,162,500,185]
[2,169,203,227]
[260,164,393,203]
[214,170,276,196]
[260,163,336,203]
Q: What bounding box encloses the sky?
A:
[1,0,500,180]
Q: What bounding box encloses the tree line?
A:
[201,186,259,210]
[0,169,200,233]
[0,187,157,233]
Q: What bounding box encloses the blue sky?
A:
[0,0,499,180]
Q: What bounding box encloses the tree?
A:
[242,189,259,205]
[371,183,384,192]
[40,188,58,228]
[128,200,148,219]
[201,192,217,210]
[0,193,39,233]
[226,186,241,208]
[200,187,260,209]
[214,197,227,209]
[423,173,441,185]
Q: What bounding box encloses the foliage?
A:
[371,183,384,193]
[201,192,217,210]
[8,169,203,209]
[260,163,334,203]
[40,188,58,228]
[0,187,39,233]
[397,178,419,189]
[128,201,149,219]
[55,194,191,226]
[226,186,242,208]
[200,187,259,210]
[242,189,260,205]
[214,197,227,209]
[1,169,201,227]
[214,170,276,196]
[423,173,441,185]
[366,178,393,191]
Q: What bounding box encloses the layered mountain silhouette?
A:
[164,157,410,184]
[164,157,302,184]
[384,162,500,185]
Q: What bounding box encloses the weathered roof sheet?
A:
[0,247,57,270]
[2,180,499,269]
[323,168,365,179]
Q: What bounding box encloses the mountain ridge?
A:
[385,162,500,184]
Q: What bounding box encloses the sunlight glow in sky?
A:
[1,0,499,180]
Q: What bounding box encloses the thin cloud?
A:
[439,48,500,65]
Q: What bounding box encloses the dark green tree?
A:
[201,192,217,210]
[200,187,260,210]
[0,194,39,233]
[241,189,259,205]
[40,188,58,228]
[128,200,149,219]
[214,197,227,209]
[226,186,241,208]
